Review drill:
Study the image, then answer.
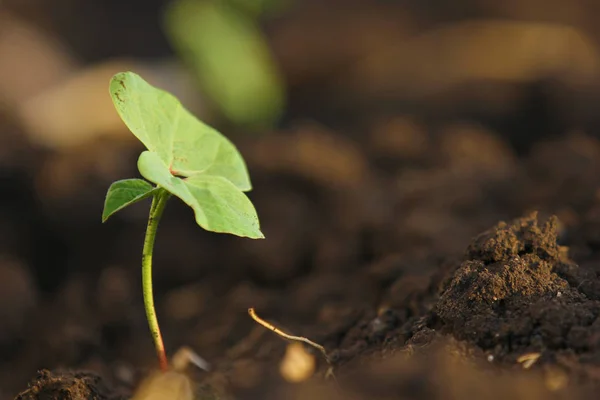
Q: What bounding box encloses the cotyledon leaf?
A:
[109,71,252,191]
[102,179,158,222]
[138,151,263,239]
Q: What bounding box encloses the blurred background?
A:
[2,0,600,399]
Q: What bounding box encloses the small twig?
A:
[248,308,330,364]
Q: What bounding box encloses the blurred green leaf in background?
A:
[224,0,291,18]
[163,0,287,130]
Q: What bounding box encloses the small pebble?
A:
[280,343,316,383]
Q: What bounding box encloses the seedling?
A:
[102,71,264,371]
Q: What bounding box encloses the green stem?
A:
[142,189,171,371]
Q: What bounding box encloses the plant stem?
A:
[142,189,171,371]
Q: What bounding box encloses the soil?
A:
[3,1,600,400]
[6,126,600,399]
[15,370,127,400]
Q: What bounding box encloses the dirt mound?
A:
[435,213,600,381]
[15,370,125,400]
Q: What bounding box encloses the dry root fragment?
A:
[248,307,336,383]
[516,352,541,369]
[248,308,330,363]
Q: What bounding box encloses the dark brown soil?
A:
[15,370,126,400]
[7,129,600,399]
[436,213,600,381]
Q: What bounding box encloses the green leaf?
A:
[102,179,157,222]
[223,0,291,18]
[138,151,263,239]
[163,0,285,128]
[109,71,252,191]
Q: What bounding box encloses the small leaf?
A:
[103,179,157,222]
[109,71,252,191]
[138,151,263,239]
